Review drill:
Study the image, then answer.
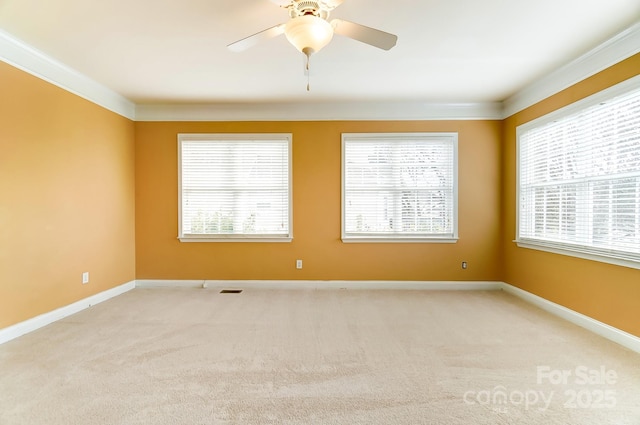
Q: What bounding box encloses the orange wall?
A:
[3,48,638,339]
[135,120,502,281]
[0,61,136,328]
[501,53,640,337]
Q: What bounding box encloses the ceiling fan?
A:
[227,0,398,85]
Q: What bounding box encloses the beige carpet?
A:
[1,288,639,424]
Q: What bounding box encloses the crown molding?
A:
[2,20,639,122]
[0,29,136,120]
[135,101,503,121]
[502,21,640,119]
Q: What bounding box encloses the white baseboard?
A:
[500,283,640,354]
[3,279,638,355]
[0,280,135,345]
[142,279,639,354]
[135,279,206,288]
[135,279,502,291]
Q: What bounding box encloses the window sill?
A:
[342,236,458,244]
[515,239,640,270]
[179,235,292,243]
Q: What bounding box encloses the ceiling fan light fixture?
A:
[284,15,334,56]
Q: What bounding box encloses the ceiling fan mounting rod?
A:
[287,1,329,20]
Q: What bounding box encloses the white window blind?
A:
[517,77,640,267]
[178,134,292,242]
[342,133,458,242]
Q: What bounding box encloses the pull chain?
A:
[306,52,310,91]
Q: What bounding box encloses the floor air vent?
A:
[219,289,243,294]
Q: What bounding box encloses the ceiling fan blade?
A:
[321,0,345,9]
[227,24,286,52]
[331,19,397,50]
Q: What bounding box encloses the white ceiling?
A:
[0,0,639,109]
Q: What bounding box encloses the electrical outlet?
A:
[296,260,303,269]
[461,262,467,270]
[82,272,89,284]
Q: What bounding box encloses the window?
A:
[517,76,640,268]
[342,133,458,242]
[178,134,292,242]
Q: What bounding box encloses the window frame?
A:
[341,132,459,243]
[515,75,640,269]
[177,133,293,243]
